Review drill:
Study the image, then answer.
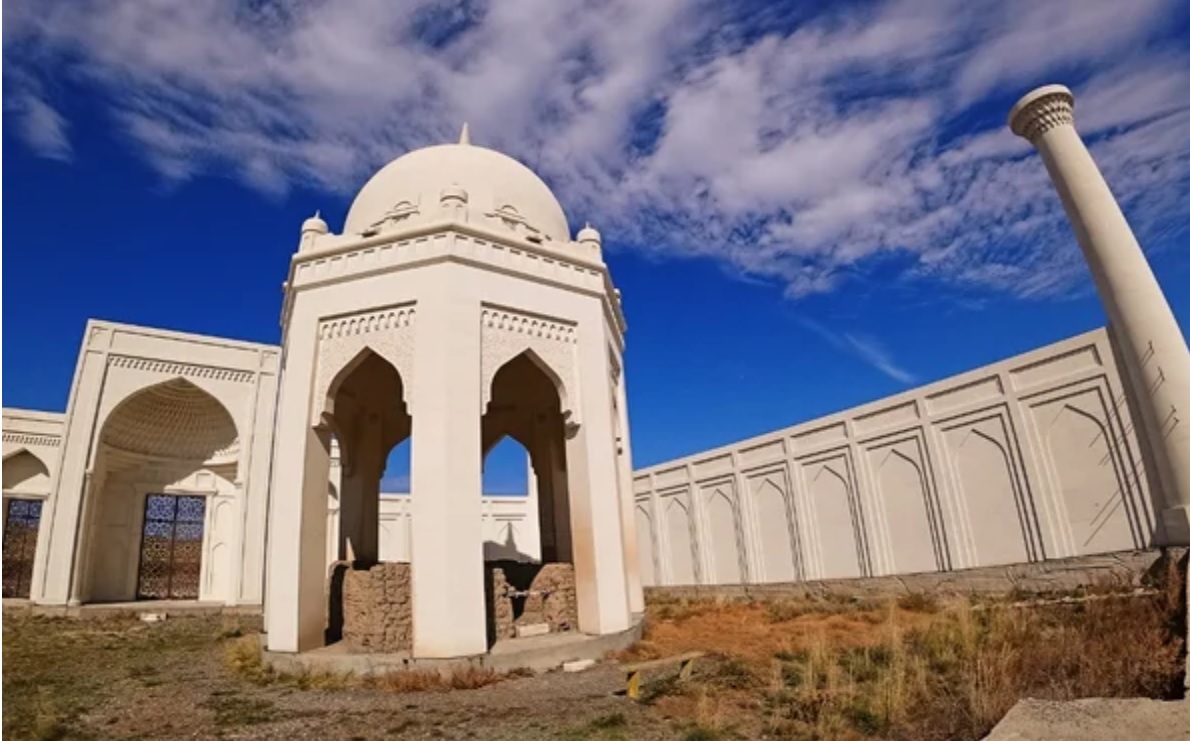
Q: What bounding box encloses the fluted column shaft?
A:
[1010,85,1190,543]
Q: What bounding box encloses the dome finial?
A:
[459,122,471,146]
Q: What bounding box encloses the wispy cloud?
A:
[795,316,916,384]
[841,333,916,385]
[4,73,72,161]
[4,0,1189,300]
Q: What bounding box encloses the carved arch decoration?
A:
[311,304,417,420]
[480,306,578,426]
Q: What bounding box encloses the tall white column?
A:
[564,306,632,635]
[1010,84,1190,543]
[409,267,487,658]
[613,368,645,614]
[264,305,334,652]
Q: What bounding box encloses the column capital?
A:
[1008,84,1074,143]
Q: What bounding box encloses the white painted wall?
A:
[634,328,1157,586]
[326,492,540,566]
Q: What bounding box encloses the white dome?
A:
[343,141,571,242]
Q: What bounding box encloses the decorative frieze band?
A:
[480,305,579,424]
[3,432,61,448]
[319,306,415,340]
[108,356,254,384]
[312,304,418,419]
[481,307,577,344]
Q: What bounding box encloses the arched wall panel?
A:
[704,486,741,584]
[635,506,656,586]
[665,497,696,585]
[1033,390,1141,554]
[752,475,797,583]
[872,444,938,574]
[945,420,1032,567]
[807,462,863,580]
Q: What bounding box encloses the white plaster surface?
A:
[634,329,1158,586]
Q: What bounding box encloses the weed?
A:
[200,693,277,727]
[590,712,628,729]
[765,600,804,623]
[373,666,505,693]
[224,635,278,685]
[897,591,941,613]
[707,656,757,690]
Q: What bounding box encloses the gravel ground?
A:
[2,611,708,740]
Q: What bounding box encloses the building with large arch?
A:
[4,85,1189,663]
[5,128,643,662]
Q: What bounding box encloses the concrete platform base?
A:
[2,598,262,619]
[984,698,1190,740]
[262,619,643,677]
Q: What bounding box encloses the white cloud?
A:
[4,0,1189,302]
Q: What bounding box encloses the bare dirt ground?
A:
[2,610,696,741]
[3,578,1185,741]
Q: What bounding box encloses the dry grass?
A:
[369,665,506,692]
[223,634,513,693]
[626,566,1186,740]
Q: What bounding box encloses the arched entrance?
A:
[324,349,411,565]
[482,351,571,564]
[481,351,576,645]
[82,378,239,603]
[3,450,50,598]
[321,349,413,649]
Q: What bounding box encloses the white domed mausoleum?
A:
[6,87,1190,672]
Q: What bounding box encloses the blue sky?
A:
[4,0,1190,494]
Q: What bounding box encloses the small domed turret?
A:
[577,222,601,247]
[301,211,329,236]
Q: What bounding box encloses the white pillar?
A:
[264,304,332,653]
[613,367,645,614]
[1010,84,1190,543]
[564,311,632,635]
[409,269,487,658]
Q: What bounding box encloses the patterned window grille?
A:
[136,494,206,600]
[2,498,43,598]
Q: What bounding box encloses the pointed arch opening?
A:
[3,449,51,497]
[480,350,577,648]
[481,436,532,562]
[3,450,50,598]
[482,351,570,564]
[323,348,411,567]
[84,378,240,603]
